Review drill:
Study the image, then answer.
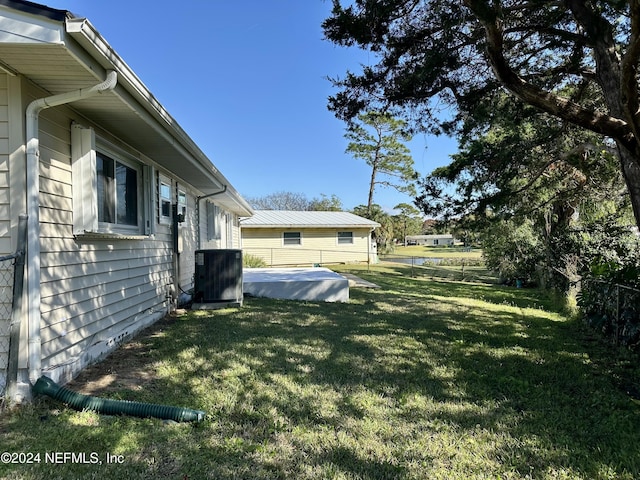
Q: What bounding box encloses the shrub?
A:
[481,218,543,285]
[243,254,268,268]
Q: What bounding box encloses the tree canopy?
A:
[344,111,417,213]
[246,191,344,211]
[323,0,640,229]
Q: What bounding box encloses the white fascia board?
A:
[0,7,65,44]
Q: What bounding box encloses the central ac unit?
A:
[193,249,243,308]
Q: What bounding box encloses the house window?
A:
[283,232,301,246]
[206,202,222,240]
[337,231,354,245]
[96,151,140,229]
[159,176,172,224]
[177,188,187,219]
[71,124,148,236]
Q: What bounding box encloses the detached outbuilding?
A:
[406,234,457,246]
[0,0,253,401]
[240,210,380,266]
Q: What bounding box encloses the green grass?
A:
[1,267,640,479]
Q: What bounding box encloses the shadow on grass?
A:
[2,268,640,479]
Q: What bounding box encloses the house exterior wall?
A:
[242,227,375,266]
[0,76,242,386]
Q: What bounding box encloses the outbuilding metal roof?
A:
[240,210,381,229]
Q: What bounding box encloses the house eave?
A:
[0,2,253,217]
[64,17,253,217]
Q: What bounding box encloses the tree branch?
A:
[463,0,635,151]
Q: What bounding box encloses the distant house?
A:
[406,234,457,246]
[0,0,253,400]
[241,211,380,266]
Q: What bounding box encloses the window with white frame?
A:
[72,124,150,236]
[177,187,187,221]
[283,231,301,246]
[96,151,139,228]
[158,175,172,225]
[337,231,354,245]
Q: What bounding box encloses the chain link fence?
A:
[579,278,640,348]
[243,247,377,267]
[0,254,16,396]
[0,215,27,400]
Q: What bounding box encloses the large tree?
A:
[345,111,416,214]
[323,0,640,229]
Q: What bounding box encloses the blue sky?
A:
[42,0,458,213]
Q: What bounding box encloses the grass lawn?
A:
[1,265,640,479]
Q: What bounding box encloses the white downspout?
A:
[26,70,117,385]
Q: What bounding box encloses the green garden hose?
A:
[33,375,205,422]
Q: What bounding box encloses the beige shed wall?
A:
[242,227,374,266]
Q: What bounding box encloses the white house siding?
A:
[0,72,10,392]
[242,227,375,266]
[20,79,192,384]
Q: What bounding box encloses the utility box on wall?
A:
[192,249,243,309]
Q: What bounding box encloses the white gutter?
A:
[25,70,118,385]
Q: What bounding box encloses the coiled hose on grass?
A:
[33,375,206,423]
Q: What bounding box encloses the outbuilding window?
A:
[283,232,301,246]
[337,231,354,245]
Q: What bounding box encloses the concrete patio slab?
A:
[243,267,349,302]
[340,273,380,289]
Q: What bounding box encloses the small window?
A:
[206,202,222,240]
[177,188,187,218]
[159,177,172,224]
[337,231,354,244]
[283,232,301,246]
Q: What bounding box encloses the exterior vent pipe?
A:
[25,71,118,386]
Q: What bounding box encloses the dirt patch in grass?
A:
[66,312,181,396]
